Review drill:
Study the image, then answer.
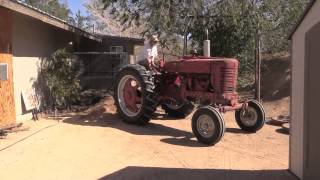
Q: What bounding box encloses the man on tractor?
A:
[137,35,160,69]
[114,33,266,146]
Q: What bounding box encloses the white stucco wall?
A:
[290,1,320,179]
[12,12,71,119]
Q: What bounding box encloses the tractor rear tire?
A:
[192,106,225,145]
[114,64,158,125]
[235,100,266,132]
[162,103,194,118]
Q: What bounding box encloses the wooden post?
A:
[255,28,261,102]
[183,34,188,56]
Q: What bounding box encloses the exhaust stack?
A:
[204,29,210,57]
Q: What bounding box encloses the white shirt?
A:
[138,41,158,63]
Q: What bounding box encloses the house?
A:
[289,0,320,179]
[0,0,143,127]
[0,0,102,127]
[100,35,144,56]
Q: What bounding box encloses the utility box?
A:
[0,63,8,80]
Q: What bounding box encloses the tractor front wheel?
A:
[235,100,266,132]
[192,106,225,145]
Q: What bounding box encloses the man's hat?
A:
[150,35,160,42]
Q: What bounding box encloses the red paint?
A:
[157,56,241,112]
[123,78,140,113]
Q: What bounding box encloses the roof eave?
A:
[101,34,145,45]
[0,0,101,42]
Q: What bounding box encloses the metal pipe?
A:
[204,28,210,57]
[205,28,209,40]
[220,103,244,113]
[204,40,210,57]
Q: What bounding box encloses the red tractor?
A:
[114,54,265,145]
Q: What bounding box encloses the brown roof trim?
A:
[288,0,316,39]
[101,34,145,45]
[0,0,101,42]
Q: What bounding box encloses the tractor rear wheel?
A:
[114,64,158,125]
[192,106,225,145]
[235,100,266,132]
[162,102,194,118]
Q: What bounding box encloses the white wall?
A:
[12,12,72,118]
[291,1,320,179]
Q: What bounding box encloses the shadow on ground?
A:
[62,105,248,147]
[225,127,251,134]
[63,107,192,138]
[276,128,290,135]
[62,107,205,147]
[99,166,297,180]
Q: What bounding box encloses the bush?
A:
[34,49,81,110]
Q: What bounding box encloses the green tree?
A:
[190,0,308,87]
[101,0,309,88]
[69,10,93,31]
[24,0,71,21]
[101,0,308,52]
[189,1,257,87]
[257,0,308,53]
[85,0,142,37]
[101,0,204,44]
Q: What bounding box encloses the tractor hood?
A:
[163,56,239,74]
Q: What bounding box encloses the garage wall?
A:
[12,12,72,118]
[291,1,320,179]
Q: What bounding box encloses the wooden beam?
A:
[255,28,262,102]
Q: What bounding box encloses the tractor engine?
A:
[159,57,239,106]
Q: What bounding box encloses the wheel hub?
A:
[197,115,215,138]
[118,75,142,117]
[240,107,258,127]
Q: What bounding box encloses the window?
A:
[0,63,8,80]
[110,46,124,53]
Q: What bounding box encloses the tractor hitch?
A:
[218,102,248,113]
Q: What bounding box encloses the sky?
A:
[67,0,88,16]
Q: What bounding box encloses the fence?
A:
[75,52,128,77]
[74,52,129,89]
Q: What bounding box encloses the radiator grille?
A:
[221,67,238,92]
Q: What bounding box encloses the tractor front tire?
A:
[192,106,225,145]
[235,100,266,132]
[162,103,194,119]
[114,64,158,125]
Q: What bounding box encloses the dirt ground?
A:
[0,96,294,180]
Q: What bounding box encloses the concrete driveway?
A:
[0,97,295,180]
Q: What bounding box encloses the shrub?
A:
[34,49,81,110]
